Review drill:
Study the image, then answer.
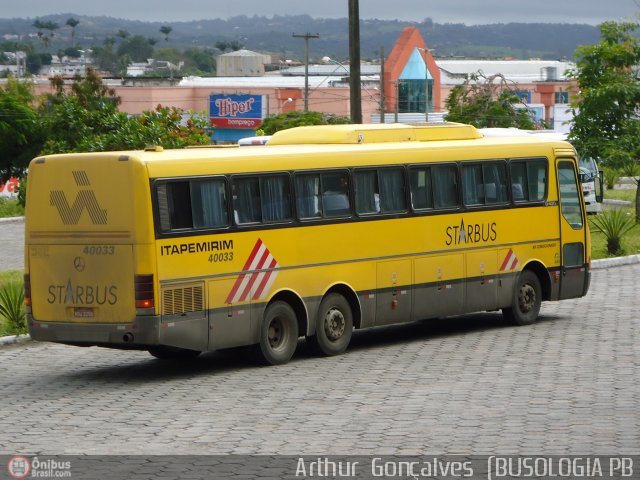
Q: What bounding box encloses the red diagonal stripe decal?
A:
[225,239,264,304]
[500,249,514,271]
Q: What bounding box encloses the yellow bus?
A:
[24,123,590,365]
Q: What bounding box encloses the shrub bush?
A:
[590,208,636,255]
[0,281,26,336]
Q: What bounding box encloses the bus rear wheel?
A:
[308,293,353,356]
[257,301,299,365]
[148,346,201,360]
[503,270,542,325]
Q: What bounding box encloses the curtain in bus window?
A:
[261,175,291,223]
[192,179,228,228]
[379,168,406,213]
[233,177,262,224]
[510,162,528,201]
[462,165,483,205]
[295,174,321,219]
[409,168,433,210]
[322,172,350,217]
[433,166,458,208]
[527,160,547,201]
[354,170,379,214]
[483,163,508,203]
[157,183,172,231]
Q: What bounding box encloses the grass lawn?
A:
[0,198,24,218]
[604,188,637,203]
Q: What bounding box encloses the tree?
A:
[66,17,80,47]
[567,20,640,222]
[260,111,351,135]
[160,25,173,42]
[444,72,542,129]
[0,78,43,181]
[117,35,154,62]
[39,68,209,154]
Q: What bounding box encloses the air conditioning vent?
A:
[162,284,204,315]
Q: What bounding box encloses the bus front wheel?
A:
[257,301,299,365]
[503,270,542,326]
[308,293,353,356]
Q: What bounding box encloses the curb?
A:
[603,199,633,207]
[0,216,24,224]
[0,334,30,346]
[591,254,640,270]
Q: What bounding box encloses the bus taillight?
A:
[134,274,155,310]
[24,273,31,311]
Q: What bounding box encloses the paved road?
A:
[0,263,638,456]
[0,217,24,271]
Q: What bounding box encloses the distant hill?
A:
[0,14,599,61]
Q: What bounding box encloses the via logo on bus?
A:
[445,218,497,246]
[50,171,107,225]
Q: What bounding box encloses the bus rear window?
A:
[157,178,228,232]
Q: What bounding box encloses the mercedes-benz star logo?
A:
[74,256,86,272]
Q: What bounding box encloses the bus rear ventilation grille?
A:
[162,285,204,315]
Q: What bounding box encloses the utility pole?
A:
[348,0,362,123]
[292,32,319,112]
[379,46,385,124]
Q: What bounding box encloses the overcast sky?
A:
[1,0,638,25]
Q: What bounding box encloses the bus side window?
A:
[527,160,547,201]
[354,169,380,214]
[510,161,528,202]
[191,178,228,229]
[462,164,484,206]
[233,177,262,224]
[295,173,321,219]
[379,167,406,213]
[409,166,433,210]
[321,171,351,217]
[433,165,459,209]
[483,163,508,204]
[260,174,292,223]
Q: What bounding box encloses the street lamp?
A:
[417,47,434,123]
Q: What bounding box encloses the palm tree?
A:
[66,17,80,47]
[160,25,172,42]
[32,19,59,50]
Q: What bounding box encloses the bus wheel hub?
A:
[324,309,345,341]
[519,284,536,313]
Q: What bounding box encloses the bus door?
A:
[556,159,588,299]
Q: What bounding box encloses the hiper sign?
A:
[209,94,263,129]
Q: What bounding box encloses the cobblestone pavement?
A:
[0,264,638,456]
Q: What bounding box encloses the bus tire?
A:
[257,301,299,365]
[148,346,201,360]
[502,270,542,326]
[309,293,353,356]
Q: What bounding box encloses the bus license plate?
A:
[74,307,95,319]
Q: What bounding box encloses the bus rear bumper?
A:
[27,314,162,349]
